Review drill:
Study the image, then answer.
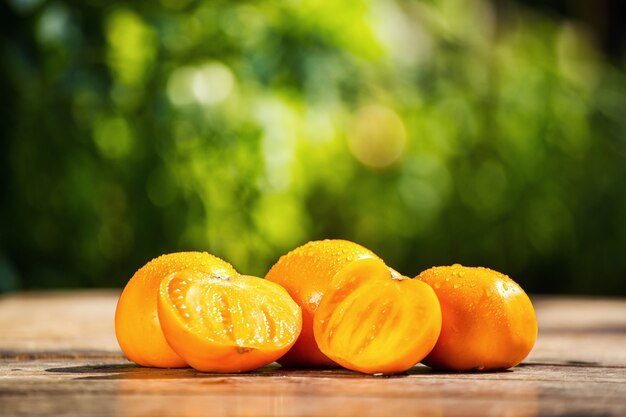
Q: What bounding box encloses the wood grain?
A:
[1,291,625,416]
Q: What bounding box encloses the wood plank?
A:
[0,290,120,355]
[1,291,625,416]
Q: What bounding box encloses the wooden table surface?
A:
[1,291,625,417]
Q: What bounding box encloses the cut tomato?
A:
[313,258,441,374]
[158,270,302,373]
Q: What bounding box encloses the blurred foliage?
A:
[1,0,625,294]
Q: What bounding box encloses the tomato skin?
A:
[417,264,538,371]
[115,279,187,368]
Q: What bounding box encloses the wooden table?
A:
[1,291,625,416]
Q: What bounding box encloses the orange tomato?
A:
[314,258,442,374]
[115,252,237,368]
[265,239,379,367]
[416,264,538,371]
[157,270,302,372]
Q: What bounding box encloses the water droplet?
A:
[390,270,403,281]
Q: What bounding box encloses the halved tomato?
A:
[313,258,442,374]
[158,270,302,373]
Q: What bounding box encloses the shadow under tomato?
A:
[45,362,414,380]
[408,366,514,376]
[45,361,520,381]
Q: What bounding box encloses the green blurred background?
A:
[1,0,625,294]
